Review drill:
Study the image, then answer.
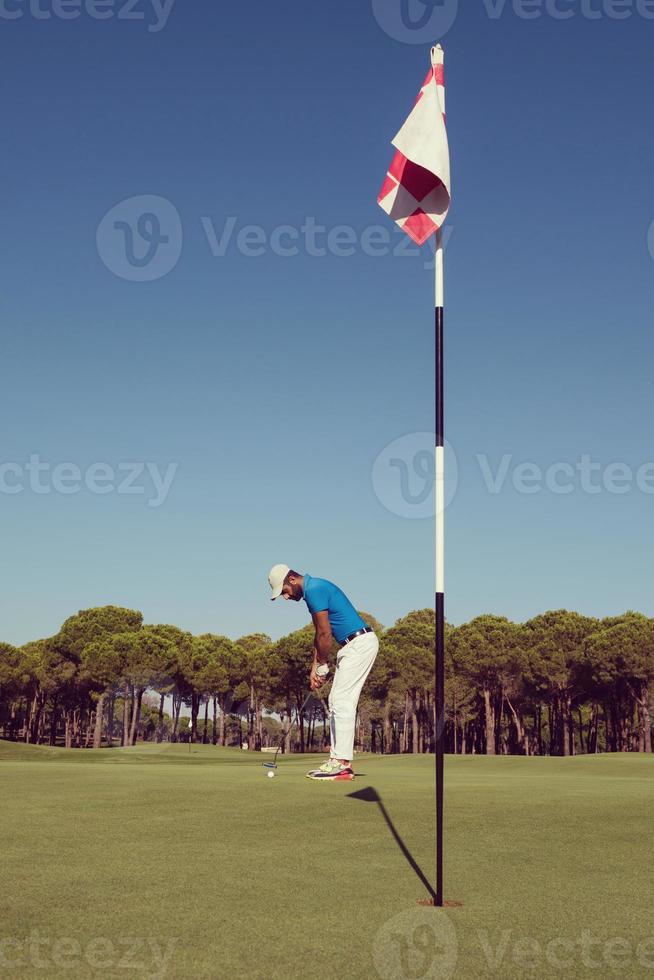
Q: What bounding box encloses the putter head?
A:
[262,744,282,769]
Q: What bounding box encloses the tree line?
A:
[0,606,652,756]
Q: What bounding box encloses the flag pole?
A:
[377,39,451,906]
[434,224,445,908]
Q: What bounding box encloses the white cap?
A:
[268,564,290,600]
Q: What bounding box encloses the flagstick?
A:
[435,226,445,908]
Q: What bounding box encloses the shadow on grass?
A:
[347,786,436,902]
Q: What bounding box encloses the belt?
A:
[339,626,374,647]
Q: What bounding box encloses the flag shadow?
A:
[347,786,436,902]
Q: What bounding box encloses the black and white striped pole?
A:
[434,224,445,908]
[377,40,452,908]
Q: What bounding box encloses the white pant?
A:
[329,631,379,762]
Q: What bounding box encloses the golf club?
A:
[262,665,329,772]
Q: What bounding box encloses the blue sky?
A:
[1,0,653,646]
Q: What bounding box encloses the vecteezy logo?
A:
[372,433,458,520]
[373,907,458,980]
[371,0,459,43]
[96,195,182,281]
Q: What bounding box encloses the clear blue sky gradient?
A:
[1,1,653,646]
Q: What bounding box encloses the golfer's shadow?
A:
[347,786,436,902]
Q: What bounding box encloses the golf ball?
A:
[267,770,275,778]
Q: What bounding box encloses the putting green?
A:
[1,740,653,978]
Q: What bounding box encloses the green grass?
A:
[1,740,653,979]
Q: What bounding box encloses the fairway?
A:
[1,742,653,979]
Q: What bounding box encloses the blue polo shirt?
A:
[303,573,368,644]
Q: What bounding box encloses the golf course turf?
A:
[1,740,653,978]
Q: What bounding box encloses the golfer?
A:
[268,564,378,781]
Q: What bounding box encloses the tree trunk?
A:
[37,698,46,744]
[560,701,565,754]
[619,706,629,752]
[64,709,73,749]
[577,708,585,753]
[25,693,35,743]
[561,695,573,757]
[630,684,652,753]
[505,696,527,756]
[83,710,93,748]
[411,693,419,754]
[554,698,561,754]
[321,703,329,752]
[189,692,199,744]
[587,704,598,754]
[49,696,58,746]
[642,697,652,753]
[423,693,430,752]
[212,696,217,745]
[73,708,79,748]
[603,702,612,752]
[107,694,115,747]
[401,692,410,753]
[610,700,619,751]
[255,700,263,751]
[638,698,652,753]
[494,687,504,755]
[130,688,143,745]
[156,693,165,743]
[28,691,44,744]
[219,696,227,746]
[296,700,304,752]
[283,701,293,754]
[611,700,627,752]
[383,700,393,755]
[11,700,18,739]
[171,694,182,743]
[482,688,496,755]
[247,682,255,750]
[121,684,131,746]
[202,697,209,744]
[93,693,106,749]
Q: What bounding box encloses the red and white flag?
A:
[378,45,451,246]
